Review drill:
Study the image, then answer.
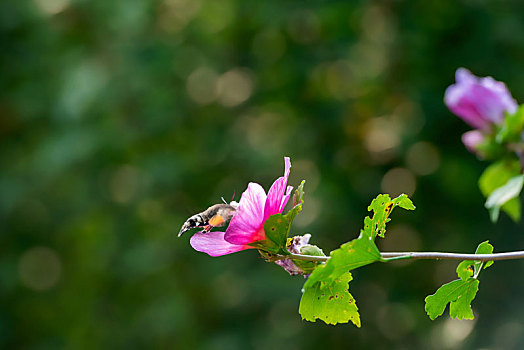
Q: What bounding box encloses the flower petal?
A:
[190,231,251,257]
[461,130,485,155]
[264,157,292,220]
[224,182,266,245]
[280,185,293,212]
[445,68,518,130]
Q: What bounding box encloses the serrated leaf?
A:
[366,194,415,239]
[305,194,414,289]
[299,272,361,326]
[304,234,381,289]
[425,279,480,320]
[366,194,392,238]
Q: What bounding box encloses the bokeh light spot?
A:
[157,0,202,33]
[381,167,416,196]
[186,67,219,105]
[196,0,235,33]
[431,317,476,348]
[364,117,401,153]
[33,0,69,15]
[216,68,254,107]
[18,247,62,291]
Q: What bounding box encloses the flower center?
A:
[252,226,265,242]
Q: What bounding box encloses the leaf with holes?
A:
[304,233,381,289]
[299,272,360,326]
[304,193,414,289]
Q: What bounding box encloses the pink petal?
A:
[280,185,293,212]
[445,68,518,130]
[190,231,251,257]
[224,182,267,245]
[461,130,485,155]
[264,157,292,220]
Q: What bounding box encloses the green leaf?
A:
[301,194,414,326]
[485,175,524,211]
[391,194,416,211]
[249,181,306,254]
[496,105,524,143]
[292,243,326,275]
[426,241,494,321]
[299,272,361,326]
[304,234,381,289]
[456,241,494,281]
[479,160,521,195]
[307,194,414,285]
[479,160,522,222]
[425,279,480,320]
[304,194,414,289]
[474,240,494,271]
[293,180,306,207]
[365,194,415,239]
[366,194,392,239]
[456,261,474,281]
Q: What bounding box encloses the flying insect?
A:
[178,201,239,237]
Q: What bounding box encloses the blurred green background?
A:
[1,0,524,349]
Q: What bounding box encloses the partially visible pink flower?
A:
[275,234,312,276]
[445,68,517,131]
[461,130,485,156]
[190,157,293,257]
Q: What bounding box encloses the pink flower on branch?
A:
[190,157,293,257]
[445,68,517,131]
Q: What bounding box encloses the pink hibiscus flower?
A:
[190,157,293,257]
[445,68,518,131]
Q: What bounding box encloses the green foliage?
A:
[293,244,326,275]
[250,181,306,254]
[300,194,414,325]
[3,0,523,346]
[303,234,381,289]
[496,106,524,144]
[299,272,361,327]
[425,241,494,320]
[367,194,415,239]
[479,160,522,222]
[425,279,479,320]
[485,175,524,222]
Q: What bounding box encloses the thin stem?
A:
[279,251,524,263]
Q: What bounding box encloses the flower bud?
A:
[461,130,486,156]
